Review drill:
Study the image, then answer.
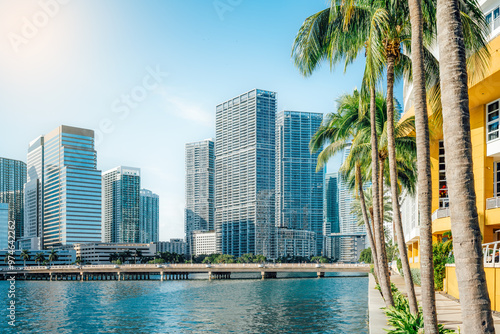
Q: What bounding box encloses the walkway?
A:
[369,273,500,333]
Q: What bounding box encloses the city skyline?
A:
[0,1,403,240]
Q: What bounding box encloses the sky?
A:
[0,0,403,240]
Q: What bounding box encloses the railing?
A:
[18,262,370,271]
[432,208,450,221]
[483,241,500,265]
[486,197,500,210]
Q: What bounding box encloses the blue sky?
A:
[0,0,403,240]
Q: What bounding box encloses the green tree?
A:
[109,252,118,263]
[134,249,142,264]
[48,249,59,266]
[34,252,45,266]
[20,249,30,267]
[359,248,373,263]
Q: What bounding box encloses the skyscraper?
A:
[185,139,215,255]
[24,136,44,249]
[102,166,140,243]
[338,144,367,261]
[0,203,8,250]
[215,89,276,257]
[140,188,159,243]
[324,172,340,258]
[43,125,102,248]
[275,110,324,256]
[0,157,27,240]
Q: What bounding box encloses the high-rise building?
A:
[338,144,367,262]
[191,230,216,256]
[185,139,215,255]
[0,203,8,250]
[275,110,324,256]
[43,126,102,248]
[140,189,159,243]
[215,89,277,257]
[102,166,140,243]
[24,136,44,249]
[324,173,340,259]
[0,157,26,240]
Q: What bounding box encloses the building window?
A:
[488,100,500,142]
[439,141,448,208]
[495,162,500,197]
[485,7,500,32]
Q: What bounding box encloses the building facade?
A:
[24,136,45,250]
[0,203,8,250]
[275,111,324,256]
[42,126,102,248]
[324,173,340,259]
[191,230,216,256]
[102,166,141,244]
[185,139,215,255]
[140,189,159,243]
[0,157,26,240]
[73,243,154,265]
[215,89,277,257]
[275,228,316,258]
[154,239,187,255]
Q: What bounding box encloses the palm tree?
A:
[134,249,142,264]
[34,252,45,266]
[48,249,59,266]
[20,249,30,267]
[123,250,132,264]
[436,0,495,332]
[109,252,118,263]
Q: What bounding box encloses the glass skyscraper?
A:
[0,203,8,250]
[140,188,159,243]
[0,157,27,240]
[102,166,140,243]
[215,89,276,257]
[24,136,44,249]
[324,172,340,259]
[185,139,214,255]
[43,126,102,248]
[275,111,324,256]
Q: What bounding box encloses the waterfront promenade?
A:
[0,262,369,281]
[369,274,500,333]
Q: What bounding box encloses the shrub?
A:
[410,268,421,286]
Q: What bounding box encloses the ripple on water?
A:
[0,275,368,334]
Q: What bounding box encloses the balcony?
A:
[486,197,500,210]
[483,241,500,266]
[432,208,450,221]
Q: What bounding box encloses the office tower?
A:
[185,139,215,255]
[42,126,102,248]
[338,144,367,261]
[215,89,276,257]
[324,173,340,258]
[0,157,27,239]
[24,136,44,249]
[140,189,159,243]
[102,166,140,243]
[0,203,8,249]
[275,111,324,256]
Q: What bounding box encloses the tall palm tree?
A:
[109,252,118,263]
[123,250,132,264]
[48,249,59,266]
[20,249,30,268]
[408,0,439,331]
[34,252,45,266]
[436,0,495,332]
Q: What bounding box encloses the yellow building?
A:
[400,1,500,310]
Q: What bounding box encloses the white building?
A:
[191,231,216,256]
[155,239,187,255]
[73,243,154,265]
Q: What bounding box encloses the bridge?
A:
[0,263,370,281]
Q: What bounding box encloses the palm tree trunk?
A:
[386,53,419,315]
[408,0,439,331]
[370,86,394,307]
[356,163,379,279]
[436,0,495,332]
[378,157,384,227]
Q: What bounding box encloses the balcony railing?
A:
[432,208,450,221]
[483,241,500,266]
[486,197,500,210]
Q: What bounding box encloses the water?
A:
[0,273,368,333]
